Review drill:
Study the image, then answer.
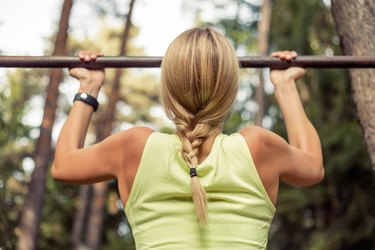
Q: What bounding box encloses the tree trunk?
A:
[16,1,73,250]
[72,1,136,249]
[85,182,108,250]
[331,0,375,172]
[71,185,92,248]
[254,0,272,126]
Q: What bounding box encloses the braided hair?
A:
[160,27,239,224]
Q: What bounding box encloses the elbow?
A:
[51,151,72,182]
[312,166,325,184]
[314,152,324,183]
[308,160,325,185]
[301,160,325,187]
[293,166,324,187]
[51,162,65,182]
[51,163,60,181]
[307,152,324,185]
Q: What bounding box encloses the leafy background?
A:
[0,0,374,249]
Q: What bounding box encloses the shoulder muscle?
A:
[239,125,323,187]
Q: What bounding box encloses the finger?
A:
[91,52,104,60]
[278,50,290,56]
[281,51,295,61]
[83,51,104,61]
[271,51,289,58]
[285,54,293,61]
[78,51,91,61]
[88,52,101,61]
[84,54,91,61]
[271,50,297,61]
[285,51,297,60]
[277,52,290,61]
[78,51,85,60]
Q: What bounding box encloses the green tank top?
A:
[125,132,276,249]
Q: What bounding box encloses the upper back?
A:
[125,132,275,249]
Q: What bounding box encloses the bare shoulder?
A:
[239,126,264,155]
[238,125,290,172]
[117,126,154,147]
[116,127,154,174]
[95,126,154,167]
[239,125,324,187]
[111,127,154,201]
[239,125,267,141]
[239,125,288,153]
[238,125,283,204]
[123,126,154,138]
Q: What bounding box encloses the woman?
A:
[52,27,323,249]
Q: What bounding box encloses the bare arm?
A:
[269,51,324,185]
[52,51,122,183]
[242,51,324,191]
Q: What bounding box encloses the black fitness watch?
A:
[73,93,99,112]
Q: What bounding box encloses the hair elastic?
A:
[190,168,198,178]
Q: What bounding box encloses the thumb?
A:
[286,67,306,81]
[69,67,91,81]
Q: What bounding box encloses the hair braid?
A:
[160,27,240,225]
[176,120,215,224]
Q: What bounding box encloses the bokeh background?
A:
[0,0,374,249]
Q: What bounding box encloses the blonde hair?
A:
[160,27,239,224]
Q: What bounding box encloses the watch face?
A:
[81,93,88,99]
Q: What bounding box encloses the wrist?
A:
[78,83,100,98]
[274,80,298,99]
[73,92,99,112]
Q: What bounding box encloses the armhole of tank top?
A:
[125,132,157,216]
[235,133,276,214]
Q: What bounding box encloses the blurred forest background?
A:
[1,0,374,249]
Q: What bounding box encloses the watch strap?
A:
[73,93,99,111]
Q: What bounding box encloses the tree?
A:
[0,69,43,249]
[254,0,272,126]
[331,0,375,173]
[16,0,73,249]
[268,0,375,249]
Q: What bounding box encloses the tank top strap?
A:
[230,133,276,213]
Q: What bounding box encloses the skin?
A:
[52,50,323,206]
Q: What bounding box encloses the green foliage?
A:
[2,1,374,249]
[0,68,44,248]
[102,230,135,250]
[1,3,158,249]
[38,174,80,249]
[267,0,375,249]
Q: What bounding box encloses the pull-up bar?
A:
[0,56,375,69]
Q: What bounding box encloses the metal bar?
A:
[0,55,375,69]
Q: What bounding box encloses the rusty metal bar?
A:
[0,55,375,69]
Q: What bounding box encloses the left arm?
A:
[52,51,122,184]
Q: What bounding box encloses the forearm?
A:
[275,80,322,162]
[55,85,100,161]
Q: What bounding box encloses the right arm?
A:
[242,51,324,187]
[270,56,323,185]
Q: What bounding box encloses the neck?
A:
[198,130,222,164]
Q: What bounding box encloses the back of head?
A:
[161,27,239,131]
[160,27,240,224]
